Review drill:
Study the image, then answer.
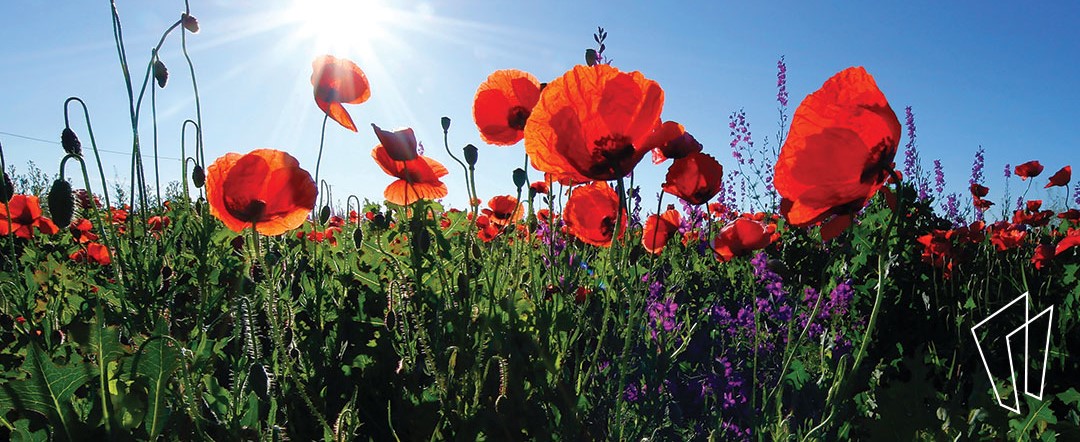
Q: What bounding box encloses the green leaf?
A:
[785,359,809,389]
[0,343,89,439]
[1058,388,1080,406]
[132,338,182,439]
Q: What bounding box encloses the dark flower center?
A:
[588,134,635,178]
[230,199,267,223]
[506,106,530,131]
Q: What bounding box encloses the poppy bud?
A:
[61,128,82,157]
[463,144,478,167]
[0,172,13,203]
[512,168,527,190]
[181,12,200,33]
[441,116,451,132]
[352,225,363,248]
[192,164,205,188]
[585,49,599,67]
[153,60,168,88]
[372,213,387,230]
[319,205,331,225]
[412,228,431,254]
[47,179,75,228]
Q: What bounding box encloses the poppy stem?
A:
[181,120,199,199]
[313,115,329,211]
[0,141,14,265]
[441,119,471,207]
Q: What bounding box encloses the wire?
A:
[0,130,183,161]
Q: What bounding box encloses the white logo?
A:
[970,292,1054,414]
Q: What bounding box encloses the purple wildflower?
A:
[776,56,788,108]
[933,159,945,196]
[944,193,962,227]
[729,109,752,165]
[624,382,641,403]
[902,107,917,181]
[1075,181,1080,206]
[629,186,642,228]
[969,145,985,187]
[827,279,854,317]
[1004,163,1012,179]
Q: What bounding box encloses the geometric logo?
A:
[970,292,1054,414]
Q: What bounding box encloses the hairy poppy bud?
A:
[319,205,331,225]
[463,144,478,167]
[512,168,527,190]
[371,212,387,230]
[192,164,205,188]
[411,227,431,254]
[585,49,599,67]
[352,225,363,248]
[441,116,451,132]
[48,179,74,228]
[153,60,168,88]
[181,12,200,33]
[61,128,82,157]
[0,172,13,203]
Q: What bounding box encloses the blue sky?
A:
[1,0,1076,218]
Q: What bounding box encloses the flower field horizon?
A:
[0,2,1078,441]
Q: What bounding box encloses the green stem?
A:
[313,115,329,211]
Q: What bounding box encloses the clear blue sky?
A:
[1,1,1076,218]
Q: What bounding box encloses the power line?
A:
[0,130,184,161]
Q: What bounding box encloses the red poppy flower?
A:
[525,64,664,182]
[147,215,170,232]
[482,195,522,227]
[311,55,371,132]
[372,124,419,162]
[563,181,626,247]
[643,121,703,164]
[473,69,542,146]
[475,215,500,242]
[0,194,59,239]
[713,215,778,262]
[70,242,111,266]
[642,207,681,254]
[973,197,994,212]
[1056,228,1080,256]
[529,181,549,196]
[708,202,728,220]
[662,152,724,205]
[1014,161,1044,180]
[1013,200,1053,227]
[1045,165,1071,188]
[917,229,956,277]
[989,222,1026,251]
[970,183,989,198]
[1032,244,1055,270]
[773,67,901,232]
[70,218,98,244]
[206,149,317,236]
[1059,209,1080,224]
[371,143,448,206]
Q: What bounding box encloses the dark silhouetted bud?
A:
[47,179,74,227]
[319,205,331,225]
[412,228,431,254]
[181,12,200,33]
[372,212,387,230]
[352,225,363,248]
[61,128,82,157]
[441,116,451,132]
[153,60,168,88]
[463,144,478,167]
[512,168,527,190]
[0,172,13,203]
[585,49,598,67]
[192,165,205,188]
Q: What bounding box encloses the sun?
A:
[288,0,397,53]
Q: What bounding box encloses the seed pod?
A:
[192,164,205,188]
[153,59,168,88]
[319,205,331,225]
[411,228,431,254]
[463,144,478,167]
[512,168,527,190]
[61,128,82,157]
[352,225,363,248]
[441,116,451,132]
[371,213,387,230]
[181,12,200,33]
[585,49,599,67]
[0,172,13,203]
[47,179,74,227]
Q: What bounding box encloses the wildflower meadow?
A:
[0,2,1078,441]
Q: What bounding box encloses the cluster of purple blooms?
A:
[728,109,753,166]
[933,159,946,196]
[535,214,565,268]
[776,56,788,108]
[970,146,986,221]
[796,282,855,356]
[902,107,933,201]
[644,273,680,343]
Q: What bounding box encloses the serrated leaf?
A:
[1057,388,1080,406]
[785,359,809,389]
[0,343,88,437]
[132,338,182,439]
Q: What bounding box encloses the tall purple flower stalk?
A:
[944,193,962,227]
[933,159,945,196]
[1004,163,1012,179]
[729,109,752,166]
[1075,181,1080,206]
[776,56,789,108]
[902,107,931,200]
[969,146,986,221]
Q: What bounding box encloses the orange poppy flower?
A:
[774,66,901,232]
[371,144,448,206]
[372,124,419,162]
[642,207,681,254]
[643,121,703,164]
[1014,161,1044,180]
[525,64,664,181]
[473,69,542,146]
[475,215,501,242]
[482,195,522,227]
[989,222,1026,251]
[0,194,59,239]
[206,149,317,236]
[1032,244,1055,270]
[1056,228,1080,256]
[563,181,626,247]
[70,218,98,244]
[1045,165,1071,188]
[529,181,549,196]
[712,215,778,262]
[70,242,111,266]
[662,152,724,205]
[311,55,371,132]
